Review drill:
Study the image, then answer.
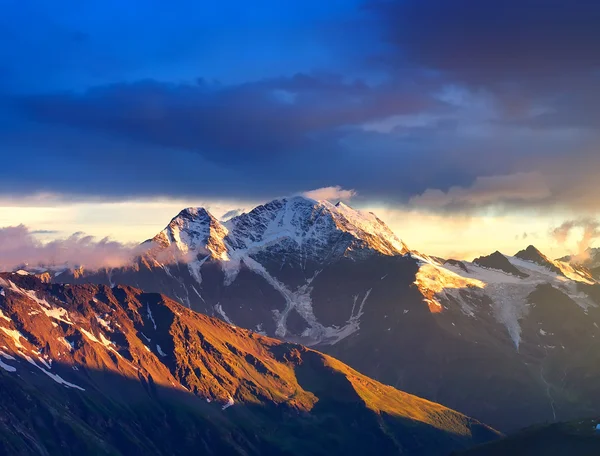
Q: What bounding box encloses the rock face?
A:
[43,197,600,432]
[515,245,565,276]
[0,273,499,455]
[473,251,530,278]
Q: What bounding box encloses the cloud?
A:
[302,186,356,202]
[220,209,245,222]
[1,0,599,214]
[409,172,551,210]
[551,218,600,262]
[16,75,433,166]
[0,225,144,272]
[371,0,600,78]
[369,0,600,130]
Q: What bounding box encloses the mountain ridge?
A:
[0,272,499,455]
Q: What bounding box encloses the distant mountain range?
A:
[14,196,600,434]
[0,272,499,455]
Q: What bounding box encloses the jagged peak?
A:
[171,207,217,224]
[514,245,565,276]
[473,251,530,278]
[148,195,407,263]
[150,206,228,258]
[516,245,544,257]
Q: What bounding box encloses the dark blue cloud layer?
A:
[1,0,599,210]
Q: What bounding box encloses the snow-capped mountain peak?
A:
[151,207,229,259]
[147,196,408,265]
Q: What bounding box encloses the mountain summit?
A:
[147,196,408,267]
[515,245,564,276]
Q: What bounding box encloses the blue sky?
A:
[1,0,600,257]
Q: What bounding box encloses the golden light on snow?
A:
[414,263,485,313]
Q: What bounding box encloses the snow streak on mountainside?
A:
[131,196,409,342]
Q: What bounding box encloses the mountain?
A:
[48,198,600,432]
[515,245,564,276]
[455,418,600,456]
[57,196,409,344]
[473,251,530,278]
[560,248,600,280]
[0,272,499,455]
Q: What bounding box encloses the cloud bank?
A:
[551,218,600,262]
[0,225,143,272]
[409,172,551,210]
[1,0,599,217]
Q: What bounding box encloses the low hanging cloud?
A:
[302,186,357,202]
[0,225,144,272]
[220,208,245,222]
[551,218,600,262]
[408,172,551,210]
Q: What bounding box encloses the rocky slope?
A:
[43,197,600,432]
[0,272,499,455]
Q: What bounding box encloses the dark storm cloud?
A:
[17,74,436,165]
[370,0,600,79]
[2,0,600,212]
[369,0,600,129]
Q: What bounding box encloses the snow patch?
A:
[0,327,27,349]
[188,255,209,285]
[81,328,123,359]
[95,314,111,331]
[222,394,235,410]
[41,306,72,325]
[0,309,10,321]
[0,350,16,360]
[24,355,84,390]
[0,358,16,372]
[214,303,233,325]
[156,344,167,357]
[243,256,324,340]
[60,337,75,351]
[38,356,51,369]
[324,289,373,345]
[147,304,157,330]
[79,328,100,344]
